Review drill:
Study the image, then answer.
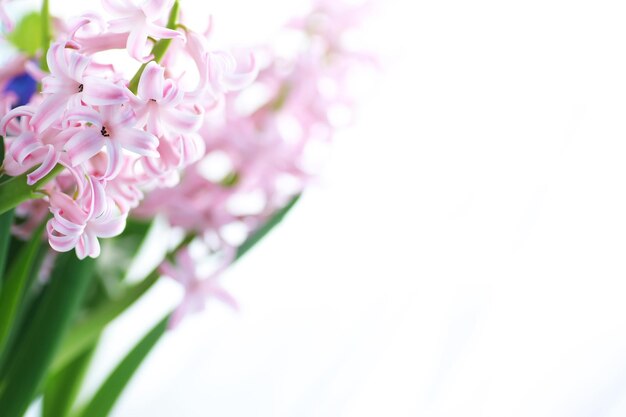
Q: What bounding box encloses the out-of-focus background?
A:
[15,0,626,415]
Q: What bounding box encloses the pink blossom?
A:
[159,247,237,329]
[63,104,159,179]
[31,42,127,132]
[47,176,126,259]
[0,106,71,184]
[102,0,184,62]
[133,61,203,137]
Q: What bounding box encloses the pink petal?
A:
[30,94,69,132]
[141,0,174,19]
[26,146,60,185]
[116,127,159,157]
[146,23,184,41]
[64,106,103,127]
[46,43,68,79]
[10,133,40,164]
[65,128,105,166]
[137,62,164,101]
[126,26,152,62]
[101,0,136,15]
[103,140,123,180]
[81,76,128,106]
[47,221,80,253]
[67,50,90,81]
[0,106,35,135]
[160,107,203,133]
[89,214,126,238]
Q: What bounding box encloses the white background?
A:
[18,0,626,415]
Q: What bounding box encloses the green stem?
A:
[40,0,51,71]
[50,233,193,374]
[127,0,180,94]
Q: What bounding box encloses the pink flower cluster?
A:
[136,0,371,323]
[0,0,255,259]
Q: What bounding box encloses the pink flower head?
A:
[185,30,257,102]
[0,106,71,185]
[31,42,128,132]
[103,0,184,62]
[64,104,159,179]
[47,176,126,259]
[133,61,203,137]
[159,247,237,328]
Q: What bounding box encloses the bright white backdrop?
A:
[18,0,626,415]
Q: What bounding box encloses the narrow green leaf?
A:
[235,194,301,261]
[51,228,189,375]
[43,339,98,417]
[0,163,63,215]
[0,221,44,360]
[0,208,14,282]
[76,315,169,417]
[0,135,5,167]
[0,253,95,417]
[41,0,51,70]
[6,12,42,56]
[50,270,159,375]
[128,0,179,93]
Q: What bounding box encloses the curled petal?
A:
[26,146,59,185]
[10,133,40,164]
[0,106,35,135]
[47,221,81,253]
[89,213,126,238]
[126,26,153,62]
[103,140,123,180]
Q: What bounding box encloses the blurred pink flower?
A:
[102,0,184,62]
[159,247,237,328]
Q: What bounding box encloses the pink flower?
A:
[0,106,71,184]
[133,61,203,137]
[185,30,257,101]
[102,0,184,62]
[47,176,126,259]
[159,247,237,328]
[63,104,159,179]
[31,42,127,132]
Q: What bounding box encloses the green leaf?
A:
[0,221,44,362]
[0,135,5,168]
[75,315,169,417]
[236,194,301,261]
[128,0,179,93]
[0,253,95,417]
[0,163,64,216]
[50,270,159,375]
[0,208,14,282]
[6,12,43,56]
[43,338,98,417]
[40,0,51,70]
